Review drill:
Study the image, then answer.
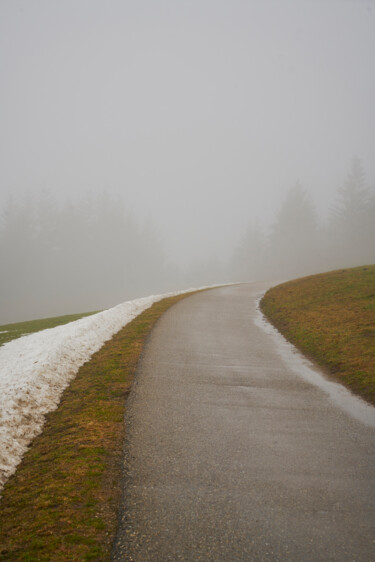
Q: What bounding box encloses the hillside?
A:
[261,265,375,405]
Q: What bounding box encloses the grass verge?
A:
[0,292,195,561]
[260,264,375,406]
[0,312,100,347]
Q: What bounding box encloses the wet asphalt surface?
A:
[112,284,375,561]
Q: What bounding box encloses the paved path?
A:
[112,284,375,561]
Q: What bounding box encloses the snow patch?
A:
[0,288,208,491]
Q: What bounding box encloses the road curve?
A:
[112,283,375,561]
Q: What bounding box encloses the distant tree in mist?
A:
[232,159,375,282]
[0,196,36,320]
[184,256,226,287]
[2,160,374,322]
[368,190,375,252]
[232,184,321,283]
[329,158,374,268]
[268,184,318,279]
[0,192,174,323]
[231,223,266,281]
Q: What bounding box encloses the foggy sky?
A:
[1,0,375,264]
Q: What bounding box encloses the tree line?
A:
[232,158,375,282]
[0,192,177,322]
[1,158,374,323]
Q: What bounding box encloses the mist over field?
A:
[1,0,375,322]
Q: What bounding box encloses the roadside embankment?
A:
[260,265,375,406]
[0,292,197,561]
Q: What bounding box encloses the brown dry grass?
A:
[261,265,375,405]
[0,293,195,561]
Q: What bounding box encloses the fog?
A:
[1,0,375,322]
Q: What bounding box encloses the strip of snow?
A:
[254,294,375,429]
[0,288,208,491]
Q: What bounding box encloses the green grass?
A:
[0,292,198,561]
[0,312,100,346]
[261,265,375,405]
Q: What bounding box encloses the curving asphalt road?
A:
[112,283,375,561]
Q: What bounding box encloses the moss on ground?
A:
[261,265,375,405]
[0,293,194,561]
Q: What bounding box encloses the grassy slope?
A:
[0,292,195,561]
[0,312,100,347]
[261,265,375,405]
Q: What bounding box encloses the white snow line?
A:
[0,285,222,491]
[254,293,375,429]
